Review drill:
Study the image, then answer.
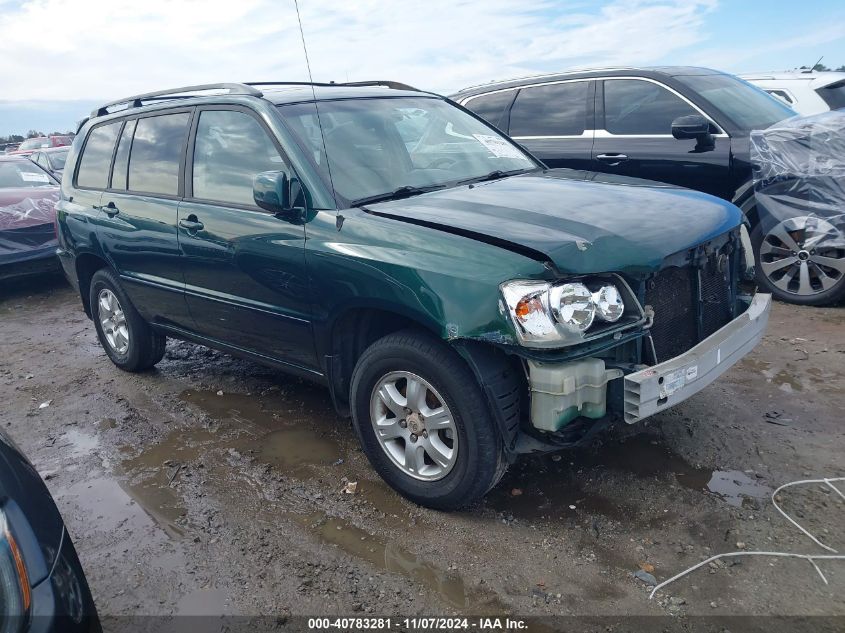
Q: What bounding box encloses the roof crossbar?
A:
[90,83,264,118]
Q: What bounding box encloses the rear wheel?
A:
[350,330,506,510]
[89,269,166,371]
[751,217,845,305]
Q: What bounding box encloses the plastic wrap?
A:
[750,110,845,247]
[0,192,59,266]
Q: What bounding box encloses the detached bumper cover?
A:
[623,293,771,424]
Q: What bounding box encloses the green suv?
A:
[56,82,771,509]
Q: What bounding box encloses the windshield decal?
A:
[472,134,530,161]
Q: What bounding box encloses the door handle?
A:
[179,218,204,232]
[596,153,628,165]
[93,201,120,217]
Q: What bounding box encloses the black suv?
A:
[453,67,844,305]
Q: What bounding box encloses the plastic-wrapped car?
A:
[0,157,60,281]
[750,110,845,305]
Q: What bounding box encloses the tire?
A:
[350,330,506,510]
[89,268,166,371]
[751,219,845,306]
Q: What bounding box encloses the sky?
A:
[1,0,844,135]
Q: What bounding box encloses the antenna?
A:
[293,0,337,206]
[805,55,824,73]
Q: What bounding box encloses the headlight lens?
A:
[550,283,595,332]
[593,284,625,322]
[0,508,31,633]
[501,279,628,347]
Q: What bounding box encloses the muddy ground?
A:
[1,274,843,628]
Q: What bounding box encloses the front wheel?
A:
[350,330,506,510]
[751,217,845,306]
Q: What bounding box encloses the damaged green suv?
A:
[57,82,771,509]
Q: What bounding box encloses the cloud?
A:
[0,0,718,101]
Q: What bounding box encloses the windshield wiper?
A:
[455,168,532,187]
[352,184,445,207]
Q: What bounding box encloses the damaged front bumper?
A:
[623,292,771,423]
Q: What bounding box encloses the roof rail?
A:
[90,83,263,118]
[245,80,420,92]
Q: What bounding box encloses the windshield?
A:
[0,161,55,188]
[19,138,50,151]
[278,96,539,206]
[676,73,795,130]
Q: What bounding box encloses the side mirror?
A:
[253,171,304,221]
[671,115,714,149]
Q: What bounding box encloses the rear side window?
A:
[509,82,589,137]
[463,91,515,130]
[128,113,190,196]
[191,109,284,206]
[111,119,137,190]
[818,81,845,110]
[603,79,697,135]
[76,122,121,189]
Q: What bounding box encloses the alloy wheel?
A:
[97,289,130,354]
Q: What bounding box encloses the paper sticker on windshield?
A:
[21,172,50,183]
[472,134,530,161]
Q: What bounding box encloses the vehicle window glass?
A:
[76,122,121,189]
[128,113,190,196]
[603,79,697,135]
[30,153,42,166]
[111,120,136,190]
[192,110,285,206]
[279,96,537,205]
[509,82,589,136]
[767,89,794,105]
[0,160,55,188]
[463,91,515,130]
[19,138,50,151]
[675,74,794,130]
[818,81,845,110]
[50,149,69,170]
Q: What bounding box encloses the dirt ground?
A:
[1,274,843,628]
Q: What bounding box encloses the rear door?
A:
[178,106,315,370]
[505,80,595,171]
[591,78,733,198]
[97,109,194,327]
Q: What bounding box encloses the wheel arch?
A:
[75,252,111,318]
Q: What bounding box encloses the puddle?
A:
[59,428,100,458]
[488,435,772,520]
[298,512,506,613]
[704,470,772,507]
[176,588,231,616]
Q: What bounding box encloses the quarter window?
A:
[509,82,589,137]
[603,79,697,135]
[76,122,121,189]
[128,113,190,196]
[464,91,516,130]
[192,109,285,207]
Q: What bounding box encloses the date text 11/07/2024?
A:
[307,617,529,630]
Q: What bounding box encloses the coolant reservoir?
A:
[527,358,623,432]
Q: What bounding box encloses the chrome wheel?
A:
[369,371,458,481]
[759,216,845,297]
[97,289,130,354]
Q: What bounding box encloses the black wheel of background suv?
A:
[751,218,845,306]
[350,330,506,510]
[89,269,166,371]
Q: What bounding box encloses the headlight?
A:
[0,508,30,633]
[501,278,631,347]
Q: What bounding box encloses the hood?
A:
[365,170,741,275]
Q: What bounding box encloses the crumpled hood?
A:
[366,170,742,275]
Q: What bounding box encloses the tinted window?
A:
[128,113,190,195]
[603,79,697,135]
[192,110,285,206]
[818,81,845,110]
[111,119,136,190]
[464,91,515,130]
[675,74,794,130]
[509,82,589,136]
[76,122,120,189]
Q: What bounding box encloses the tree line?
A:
[1,130,75,144]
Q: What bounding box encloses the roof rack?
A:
[245,80,420,92]
[90,83,263,118]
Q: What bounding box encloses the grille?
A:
[644,251,733,363]
[645,267,697,362]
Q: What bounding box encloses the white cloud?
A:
[0,0,717,101]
